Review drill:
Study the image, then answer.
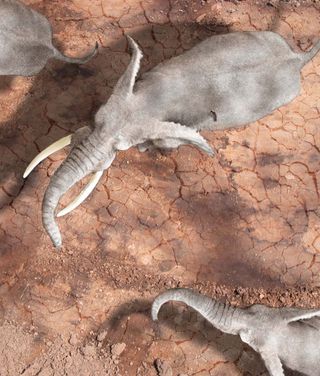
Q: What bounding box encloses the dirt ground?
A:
[0,0,320,375]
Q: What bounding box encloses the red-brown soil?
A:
[0,0,320,375]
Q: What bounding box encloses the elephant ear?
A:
[115,120,214,156]
[282,308,320,330]
[113,36,143,97]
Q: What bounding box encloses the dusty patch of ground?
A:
[0,0,320,374]
[0,321,121,375]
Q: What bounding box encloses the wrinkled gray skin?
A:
[152,288,320,376]
[41,31,320,247]
[0,0,98,76]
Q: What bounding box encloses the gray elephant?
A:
[24,31,320,247]
[0,0,97,76]
[152,288,320,376]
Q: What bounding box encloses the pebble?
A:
[81,344,96,357]
[111,342,126,357]
[155,358,173,376]
[69,334,78,346]
[97,330,108,342]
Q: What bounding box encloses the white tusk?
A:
[23,135,72,178]
[57,170,104,217]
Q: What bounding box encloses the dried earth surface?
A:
[0,0,320,375]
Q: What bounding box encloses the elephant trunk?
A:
[42,138,101,248]
[53,42,98,64]
[152,288,243,335]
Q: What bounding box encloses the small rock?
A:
[196,13,206,23]
[69,333,78,346]
[111,342,126,357]
[97,330,108,342]
[154,358,173,376]
[266,1,276,7]
[81,344,96,357]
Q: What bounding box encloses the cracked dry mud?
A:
[0,0,320,375]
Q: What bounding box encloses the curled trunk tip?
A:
[53,42,98,65]
[152,288,203,321]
